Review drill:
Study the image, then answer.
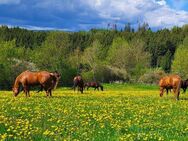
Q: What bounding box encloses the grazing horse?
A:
[84,82,103,91]
[181,79,188,93]
[165,79,188,94]
[73,76,84,94]
[159,75,181,100]
[12,70,61,97]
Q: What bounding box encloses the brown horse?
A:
[165,79,188,94]
[84,82,103,91]
[159,75,181,100]
[73,76,84,94]
[12,70,61,97]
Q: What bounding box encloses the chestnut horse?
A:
[84,82,103,91]
[159,75,181,100]
[165,79,188,94]
[12,70,61,97]
[73,76,84,94]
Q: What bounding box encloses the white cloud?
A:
[0,0,20,4]
[145,7,188,28]
[156,0,166,6]
[80,0,188,29]
[2,0,188,30]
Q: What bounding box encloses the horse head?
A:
[12,87,19,97]
[50,71,61,89]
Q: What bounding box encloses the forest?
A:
[0,24,188,89]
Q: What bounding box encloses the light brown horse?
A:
[73,76,84,94]
[12,70,61,97]
[159,75,181,100]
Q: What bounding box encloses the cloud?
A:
[144,6,188,28]
[79,0,188,29]
[0,0,188,31]
[0,0,20,5]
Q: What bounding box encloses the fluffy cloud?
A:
[1,0,188,30]
[79,0,188,29]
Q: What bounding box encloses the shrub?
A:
[138,68,166,85]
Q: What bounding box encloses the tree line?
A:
[0,24,188,89]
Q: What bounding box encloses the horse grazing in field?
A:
[84,82,103,91]
[159,75,181,100]
[12,70,61,97]
[73,76,84,94]
[181,79,188,93]
[165,79,188,94]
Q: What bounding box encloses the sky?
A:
[0,0,188,31]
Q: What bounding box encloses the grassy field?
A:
[0,84,188,141]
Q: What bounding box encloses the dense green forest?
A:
[0,24,188,89]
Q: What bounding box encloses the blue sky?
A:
[0,0,188,31]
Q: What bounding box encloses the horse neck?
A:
[13,77,20,89]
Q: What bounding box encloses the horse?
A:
[84,82,103,91]
[12,70,61,97]
[73,76,84,94]
[159,75,181,100]
[165,79,188,94]
[36,71,61,93]
[181,79,188,93]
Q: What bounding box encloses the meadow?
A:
[0,84,188,141]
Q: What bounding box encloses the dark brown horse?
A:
[12,70,61,97]
[73,76,84,94]
[84,82,103,91]
[159,75,181,100]
[181,79,188,93]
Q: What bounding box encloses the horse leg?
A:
[46,90,49,97]
[80,87,83,94]
[166,88,169,95]
[49,89,52,97]
[176,91,180,101]
[27,90,30,97]
[23,86,28,97]
[27,86,30,97]
[176,83,181,100]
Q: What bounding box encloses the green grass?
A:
[0,84,188,141]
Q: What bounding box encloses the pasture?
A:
[0,84,188,141]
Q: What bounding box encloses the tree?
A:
[172,37,188,78]
[107,37,150,79]
[31,31,76,85]
[82,40,103,80]
[0,40,34,89]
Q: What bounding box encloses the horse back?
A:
[159,75,181,88]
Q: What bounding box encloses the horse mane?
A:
[13,76,20,89]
